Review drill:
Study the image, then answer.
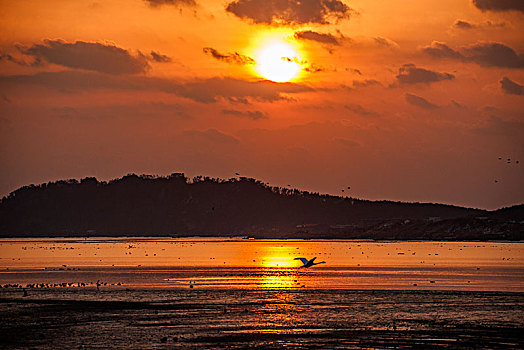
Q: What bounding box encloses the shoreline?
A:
[1,236,523,243]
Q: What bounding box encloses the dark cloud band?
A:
[0,71,313,104]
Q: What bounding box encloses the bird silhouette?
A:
[294,257,326,268]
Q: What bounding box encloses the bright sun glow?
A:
[255,41,301,82]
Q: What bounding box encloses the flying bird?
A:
[294,257,326,268]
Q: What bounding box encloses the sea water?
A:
[0,238,522,291]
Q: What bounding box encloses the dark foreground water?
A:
[1,288,523,349]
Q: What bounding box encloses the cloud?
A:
[333,137,360,148]
[0,52,39,66]
[51,102,192,120]
[452,19,506,30]
[346,68,361,75]
[143,0,197,7]
[461,42,524,68]
[453,20,475,29]
[373,37,399,49]
[422,41,524,68]
[177,77,313,103]
[19,40,150,75]
[225,0,355,25]
[183,129,239,144]
[150,51,172,62]
[352,79,381,88]
[203,47,255,65]
[450,100,467,109]
[405,93,439,109]
[0,70,173,93]
[472,0,524,13]
[294,30,341,45]
[303,63,328,73]
[0,71,313,103]
[500,77,524,95]
[484,21,507,28]
[396,64,454,85]
[473,116,524,136]
[222,109,267,120]
[421,42,463,59]
[345,103,379,117]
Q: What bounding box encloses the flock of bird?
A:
[494,156,520,183]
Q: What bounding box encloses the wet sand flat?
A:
[1,289,523,349]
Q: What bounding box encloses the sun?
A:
[254,41,301,82]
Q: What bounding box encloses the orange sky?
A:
[0,0,523,209]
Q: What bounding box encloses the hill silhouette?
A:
[0,174,522,240]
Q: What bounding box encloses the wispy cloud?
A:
[345,103,379,117]
[222,109,267,120]
[294,30,342,45]
[143,0,197,8]
[203,47,255,65]
[150,51,172,63]
[405,93,440,109]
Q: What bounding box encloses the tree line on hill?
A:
[0,173,522,240]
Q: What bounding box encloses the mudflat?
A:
[1,288,523,349]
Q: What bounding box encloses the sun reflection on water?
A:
[256,245,307,289]
[260,268,302,289]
